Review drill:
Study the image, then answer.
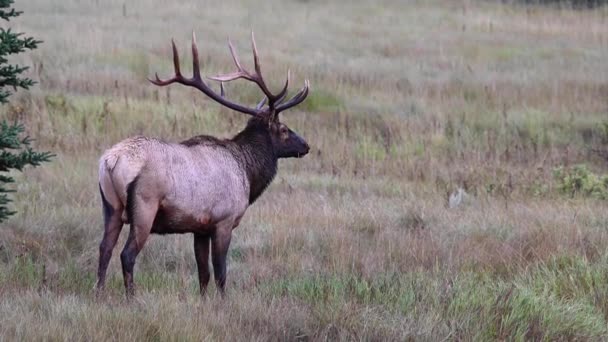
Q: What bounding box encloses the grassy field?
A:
[1,0,608,340]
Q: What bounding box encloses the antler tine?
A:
[172,39,182,77]
[249,31,277,103]
[256,96,267,110]
[276,91,289,105]
[220,82,225,97]
[209,32,292,109]
[150,72,168,86]
[208,37,253,83]
[191,31,201,80]
[227,37,244,72]
[251,31,262,82]
[276,80,310,113]
[274,69,290,105]
[148,39,181,86]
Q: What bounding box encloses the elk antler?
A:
[150,32,310,121]
[208,32,309,120]
[150,32,262,118]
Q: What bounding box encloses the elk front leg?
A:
[193,233,211,296]
[211,225,233,295]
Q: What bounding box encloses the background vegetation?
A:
[506,0,608,9]
[0,0,607,340]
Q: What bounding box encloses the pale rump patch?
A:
[98,136,153,209]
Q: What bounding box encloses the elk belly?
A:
[150,207,215,235]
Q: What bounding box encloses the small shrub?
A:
[553,164,608,199]
[600,121,608,144]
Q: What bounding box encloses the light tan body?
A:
[99,136,249,232]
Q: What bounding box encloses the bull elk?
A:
[96,32,310,298]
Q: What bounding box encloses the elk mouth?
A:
[296,147,310,158]
[298,142,310,158]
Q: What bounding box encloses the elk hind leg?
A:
[97,183,124,291]
[120,180,157,299]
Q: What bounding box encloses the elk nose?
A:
[304,142,310,153]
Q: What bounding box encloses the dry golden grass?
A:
[1,0,608,340]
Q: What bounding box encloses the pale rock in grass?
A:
[448,187,474,209]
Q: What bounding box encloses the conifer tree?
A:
[0,0,52,222]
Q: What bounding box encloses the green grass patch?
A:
[259,262,608,340]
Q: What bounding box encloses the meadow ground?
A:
[1,0,608,340]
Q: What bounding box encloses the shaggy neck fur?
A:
[230,119,278,204]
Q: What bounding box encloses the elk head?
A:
[150,32,310,159]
